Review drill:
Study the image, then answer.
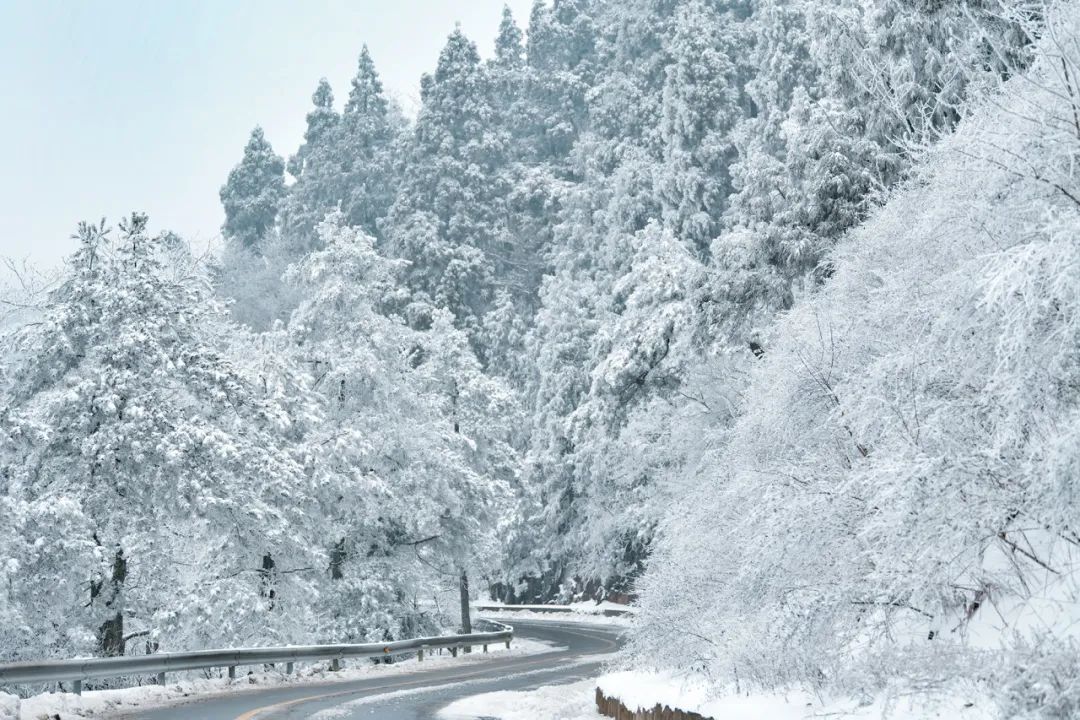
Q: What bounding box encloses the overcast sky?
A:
[0,0,533,271]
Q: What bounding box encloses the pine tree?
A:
[220,127,286,250]
[385,30,508,351]
[524,0,597,164]
[480,5,561,376]
[278,80,344,255]
[491,5,527,134]
[657,0,750,255]
[494,5,525,70]
[279,48,398,255]
[339,45,398,235]
[287,78,338,179]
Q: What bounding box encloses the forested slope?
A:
[632,3,1080,715]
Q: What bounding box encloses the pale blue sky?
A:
[0,0,532,270]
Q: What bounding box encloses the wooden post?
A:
[483,644,488,653]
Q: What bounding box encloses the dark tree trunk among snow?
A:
[260,552,277,608]
[92,548,127,657]
[330,538,346,580]
[459,568,472,645]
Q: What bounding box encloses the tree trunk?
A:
[459,568,472,648]
[330,538,346,580]
[93,548,126,657]
[261,552,277,609]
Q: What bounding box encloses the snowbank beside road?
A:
[439,679,602,720]
[437,671,995,720]
[597,670,994,720]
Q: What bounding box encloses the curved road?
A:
[125,620,622,720]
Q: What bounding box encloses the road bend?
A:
[125,619,623,720]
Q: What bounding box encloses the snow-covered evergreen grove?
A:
[3,0,1080,716]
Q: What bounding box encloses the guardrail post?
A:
[450,647,458,658]
[417,648,424,662]
[286,662,294,675]
[72,679,82,695]
[331,659,340,672]
[228,666,236,680]
[157,671,166,686]
[483,644,488,653]
[505,639,511,649]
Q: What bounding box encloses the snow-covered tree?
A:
[633,6,1080,715]
[287,78,339,179]
[220,127,286,250]
[279,47,399,256]
[0,215,314,660]
[385,30,509,351]
[524,0,597,163]
[657,0,749,254]
[285,215,514,638]
[278,79,343,253]
[338,46,400,236]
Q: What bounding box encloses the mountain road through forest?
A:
[123,619,623,720]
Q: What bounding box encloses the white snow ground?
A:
[3,637,560,720]
[439,679,602,720]
[437,671,998,720]
[598,671,997,720]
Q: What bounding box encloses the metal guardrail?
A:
[474,603,634,618]
[0,622,513,695]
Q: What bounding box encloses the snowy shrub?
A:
[632,1,1080,715]
[993,638,1080,720]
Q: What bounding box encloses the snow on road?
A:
[306,656,609,719]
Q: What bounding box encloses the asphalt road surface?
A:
[125,619,623,720]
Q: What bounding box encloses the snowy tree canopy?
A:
[6,1,1079,716]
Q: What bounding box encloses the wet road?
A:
[128,619,622,720]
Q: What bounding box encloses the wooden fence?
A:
[595,687,712,720]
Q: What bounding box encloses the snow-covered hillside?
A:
[631,3,1080,716]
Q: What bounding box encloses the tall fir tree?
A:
[385,29,508,352]
[339,45,399,235]
[219,127,286,250]
[279,79,344,254]
[657,0,750,255]
[279,47,398,255]
[287,78,338,178]
[524,0,597,165]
